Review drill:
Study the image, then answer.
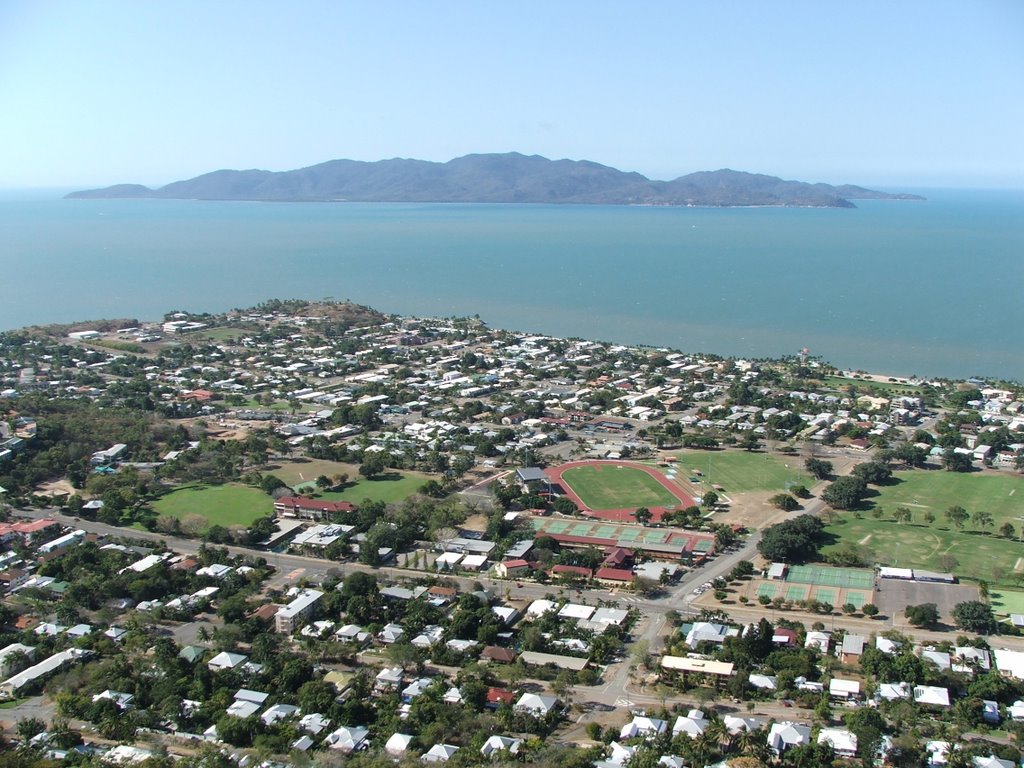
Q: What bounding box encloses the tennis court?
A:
[785,585,810,601]
[786,564,875,590]
[757,583,778,599]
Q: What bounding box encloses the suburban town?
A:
[0,298,1023,768]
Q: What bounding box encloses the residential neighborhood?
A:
[0,299,1022,767]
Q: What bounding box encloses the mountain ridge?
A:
[66,152,925,207]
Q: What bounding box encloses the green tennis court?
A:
[757,583,778,599]
[814,588,837,605]
[786,564,874,589]
[785,585,809,601]
[844,590,869,608]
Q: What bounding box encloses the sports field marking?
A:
[1011,489,1016,496]
[859,534,873,545]
[1015,558,1024,572]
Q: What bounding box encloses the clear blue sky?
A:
[2,0,1022,189]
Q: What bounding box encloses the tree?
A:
[861,603,879,617]
[999,522,1016,539]
[893,507,913,524]
[904,603,940,628]
[757,515,825,563]
[952,601,996,634]
[359,451,388,479]
[805,458,833,480]
[923,510,936,525]
[821,476,868,510]
[702,490,720,507]
[852,461,893,485]
[315,474,332,489]
[972,510,994,531]
[942,448,973,472]
[16,717,46,744]
[769,493,799,511]
[945,505,969,530]
[633,507,652,525]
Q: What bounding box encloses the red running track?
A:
[545,460,696,523]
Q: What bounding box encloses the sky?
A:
[2,1,1022,189]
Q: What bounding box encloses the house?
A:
[817,728,858,759]
[748,674,777,691]
[685,622,738,648]
[325,725,370,753]
[829,678,861,700]
[485,687,516,709]
[620,715,668,739]
[385,733,414,757]
[994,648,1024,680]
[671,710,707,739]
[480,736,522,758]
[914,685,951,708]
[379,623,405,644]
[421,744,459,763]
[804,630,831,652]
[92,690,134,710]
[877,682,911,702]
[261,703,300,725]
[0,643,35,677]
[972,757,1014,768]
[840,634,866,663]
[374,667,404,691]
[981,700,1001,724]
[402,677,432,702]
[208,651,248,672]
[1008,699,1024,721]
[491,606,520,626]
[481,646,516,664]
[335,624,371,644]
[515,692,558,716]
[767,721,811,755]
[299,712,332,735]
[926,740,952,767]
[494,559,530,578]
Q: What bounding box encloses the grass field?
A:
[991,589,1024,618]
[266,458,357,486]
[866,470,1024,522]
[822,375,926,396]
[152,483,273,528]
[560,465,677,509]
[824,515,1024,585]
[268,458,432,505]
[667,450,811,494]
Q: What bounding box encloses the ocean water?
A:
[1,189,1022,380]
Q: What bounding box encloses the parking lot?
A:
[872,578,979,622]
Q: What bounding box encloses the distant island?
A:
[66,152,924,208]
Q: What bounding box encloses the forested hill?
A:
[67,153,924,207]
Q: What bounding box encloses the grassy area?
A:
[197,326,250,343]
[0,698,26,709]
[561,465,678,509]
[667,450,810,494]
[313,472,432,505]
[269,458,431,505]
[822,375,926,395]
[267,458,359,487]
[151,483,273,528]
[868,470,1024,523]
[991,588,1024,618]
[822,470,1024,586]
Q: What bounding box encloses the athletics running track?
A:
[545,460,696,523]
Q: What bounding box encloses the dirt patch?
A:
[462,513,489,533]
[35,478,76,497]
[710,490,793,530]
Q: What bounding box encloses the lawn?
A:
[560,465,677,510]
[313,473,432,505]
[868,470,1024,524]
[991,588,1024,619]
[822,375,927,396]
[823,515,1024,585]
[267,458,432,505]
[151,483,273,528]
[666,450,811,494]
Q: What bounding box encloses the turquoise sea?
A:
[2,189,1022,380]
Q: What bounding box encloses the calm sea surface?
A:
[2,189,1022,380]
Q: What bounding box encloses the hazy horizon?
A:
[2,1,1022,190]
